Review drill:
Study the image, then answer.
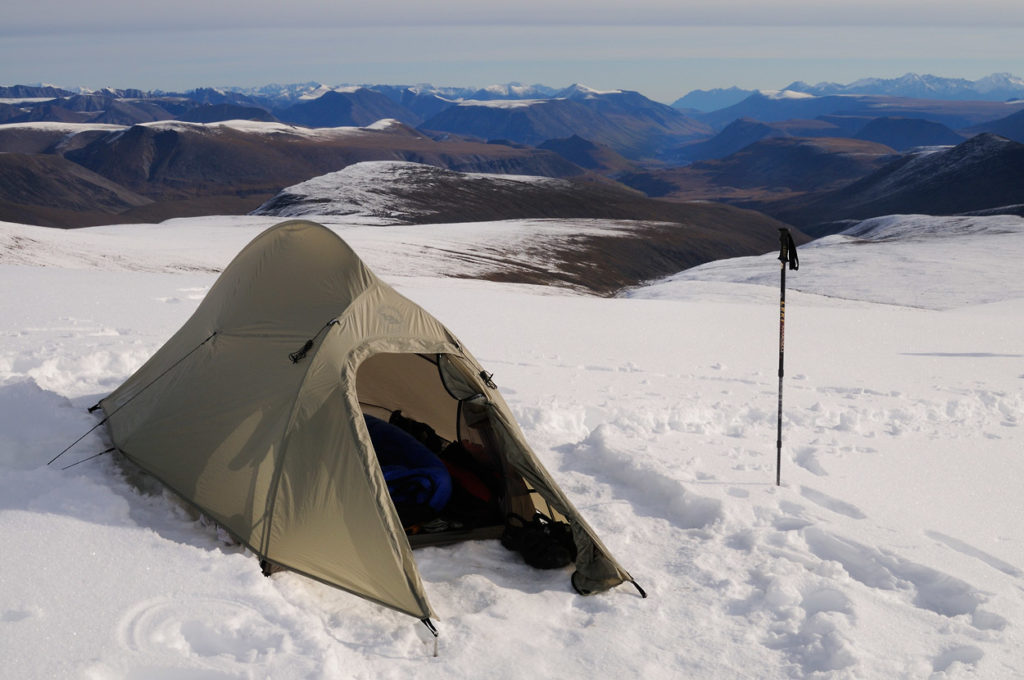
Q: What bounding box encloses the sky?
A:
[3,0,1024,102]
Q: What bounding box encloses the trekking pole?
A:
[776,228,799,486]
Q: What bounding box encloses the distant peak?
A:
[757,89,816,100]
[961,132,1012,147]
[557,83,624,99]
[363,118,408,132]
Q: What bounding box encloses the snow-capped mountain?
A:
[214,82,556,107]
[673,73,1024,115]
[783,73,1024,102]
[466,83,559,100]
[419,86,709,159]
[219,82,332,103]
[554,83,625,100]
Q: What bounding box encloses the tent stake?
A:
[420,618,439,657]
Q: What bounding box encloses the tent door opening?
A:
[356,352,554,548]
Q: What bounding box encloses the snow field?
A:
[1,214,1023,678]
[411,276,1024,678]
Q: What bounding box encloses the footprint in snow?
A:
[793,447,828,476]
[800,486,866,520]
[802,527,1007,631]
[925,530,1023,578]
[2,607,38,622]
[730,570,858,674]
[114,595,320,676]
[933,645,984,674]
[562,428,724,531]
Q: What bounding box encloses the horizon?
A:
[2,1,1023,104]
[6,69,1024,108]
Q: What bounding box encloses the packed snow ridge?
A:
[3,118,413,140]
[635,213,1024,310]
[252,161,570,221]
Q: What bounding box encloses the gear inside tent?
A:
[97,219,639,628]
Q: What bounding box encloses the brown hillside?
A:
[621,137,895,204]
[0,153,153,227]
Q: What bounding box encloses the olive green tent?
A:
[99,219,635,628]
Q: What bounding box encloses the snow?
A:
[254,161,572,222]
[137,119,374,138]
[634,214,1024,310]
[974,73,1024,92]
[2,212,1023,678]
[459,84,626,105]
[456,98,552,109]
[0,119,394,140]
[759,89,818,100]
[299,85,341,100]
[0,97,57,105]
[559,84,625,98]
[364,118,404,131]
[471,83,555,99]
[0,121,127,133]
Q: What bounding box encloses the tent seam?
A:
[258,314,344,559]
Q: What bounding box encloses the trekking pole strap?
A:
[779,228,799,271]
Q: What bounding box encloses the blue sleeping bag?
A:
[363,414,452,519]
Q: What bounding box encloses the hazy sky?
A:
[3,1,1023,102]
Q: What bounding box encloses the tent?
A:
[98,219,637,629]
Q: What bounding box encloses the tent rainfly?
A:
[97,220,639,632]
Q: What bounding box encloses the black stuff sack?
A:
[501,512,577,569]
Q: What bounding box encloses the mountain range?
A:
[2,73,1023,243]
[673,73,1024,111]
[763,133,1024,235]
[621,136,897,203]
[617,132,1024,234]
[692,91,1024,132]
[0,120,581,227]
